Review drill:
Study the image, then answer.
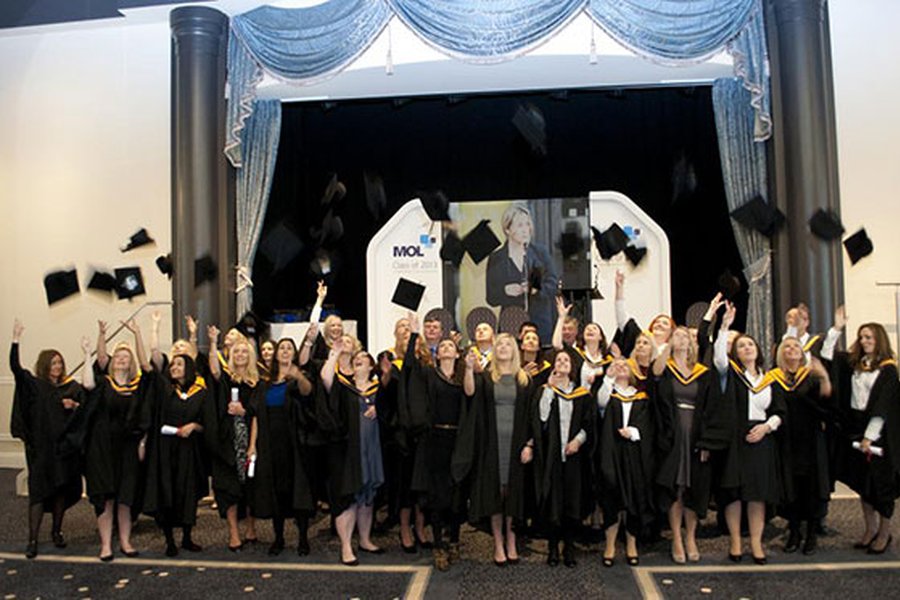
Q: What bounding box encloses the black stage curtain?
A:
[255,86,746,346]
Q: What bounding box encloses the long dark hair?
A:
[270,338,298,382]
[169,354,197,390]
[729,333,765,372]
[34,350,65,383]
[848,322,895,370]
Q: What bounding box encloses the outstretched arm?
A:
[81,336,96,390]
[96,320,109,371]
[551,296,570,350]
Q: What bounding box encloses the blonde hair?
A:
[228,338,260,385]
[775,336,807,372]
[490,333,529,386]
[323,315,344,346]
[672,326,698,369]
[111,342,139,381]
[501,202,534,236]
[630,330,659,363]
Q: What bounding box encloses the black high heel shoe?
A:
[399,532,417,554]
[25,540,38,559]
[414,530,433,550]
[52,531,67,549]
[626,555,640,566]
[728,552,743,563]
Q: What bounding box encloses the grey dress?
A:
[673,380,699,489]
[494,374,518,487]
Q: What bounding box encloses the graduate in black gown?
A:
[83,319,153,561]
[613,270,675,358]
[207,326,261,550]
[772,337,833,555]
[625,330,657,395]
[653,325,732,564]
[531,350,594,568]
[822,308,900,554]
[321,337,385,566]
[455,333,534,566]
[10,320,89,558]
[597,358,655,567]
[714,304,786,564]
[402,316,475,571]
[247,338,316,556]
[520,328,552,387]
[143,355,208,557]
[551,297,612,390]
[258,339,275,381]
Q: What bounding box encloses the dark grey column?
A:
[767,0,843,333]
[170,6,233,345]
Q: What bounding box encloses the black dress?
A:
[771,367,833,522]
[83,365,153,514]
[716,362,787,506]
[248,379,315,519]
[454,372,535,523]
[207,371,259,518]
[829,355,900,517]
[655,360,732,517]
[597,384,656,538]
[534,384,595,527]
[142,373,209,527]
[9,344,84,510]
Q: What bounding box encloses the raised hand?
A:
[98,320,108,335]
[705,292,725,320]
[121,318,138,334]
[316,280,328,301]
[721,301,737,331]
[151,311,162,326]
[465,349,477,370]
[834,305,847,331]
[185,315,198,336]
[555,295,572,317]
[12,319,24,342]
[81,336,92,354]
[305,321,319,342]
[332,336,345,355]
[408,311,420,333]
[208,325,220,344]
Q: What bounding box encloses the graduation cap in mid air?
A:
[156,254,174,279]
[623,244,647,267]
[808,209,845,240]
[114,267,145,300]
[234,310,270,342]
[729,195,785,237]
[440,229,465,268]
[309,209,344,246]
[511,102,547,157]
[258,220,305,274]
[86,269,117,294]
[319,173,347,206]
[120,228,154,252]
[717,268,742,300]
[843,228,874,265]
[418,190,451,222]
[44,269,80,305]
[462,220,501,265]
[194,254,217,287]
[592,223,630,260]
[363,170,387,222]
[391,278,426,311]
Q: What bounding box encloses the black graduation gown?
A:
[598,387,656,537]
[247,379,315,519]
[613,318,643,360]
[829,355,900,513]
[454,372,535,523]
[142,373,209,526]
[523,356,552,388]
[625,358,653,395]
[206,371,259,518]
[534,384,595,526]
[83,364,153,513]
[654,360,732,517]
[716,362,787,505]
[401,334,469,513]
[771,367,833,520]
[9,344,84,509]
[323,373,383,513]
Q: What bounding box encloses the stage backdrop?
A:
[366,194,669,353]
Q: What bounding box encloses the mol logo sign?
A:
[392,234,436,258]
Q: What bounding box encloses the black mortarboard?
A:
[87,269,117,293]
[194,254,217,287]
[309,249,340,285]
[558,222,585,259]
[310,208,344,245]
[462,220,501,265]
[319,173,346,206]
[843,228,874,265]
[391,278,425,311]
[808,208,845,240]
[114,267,145,300]
[120,228,154,252]
[418,190,451,222]
[156,254,173,279]
[511,102,547,157]
[624,244,647,267]
[440,229,465,267]
[234,310,270,342]
[729,195,785,237]
[717,268,742,300]
[259,220,304,274]
[593,223,629,259]
[363,170,387,221]
[44,269,80,305]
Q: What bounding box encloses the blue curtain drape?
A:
[712,77,773,356]
[225,0,772,167]
[235,99,282,317]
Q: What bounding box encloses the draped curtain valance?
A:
[226,0,771,167]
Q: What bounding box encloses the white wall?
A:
[830,0,900,347]
[0,20,174,465]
